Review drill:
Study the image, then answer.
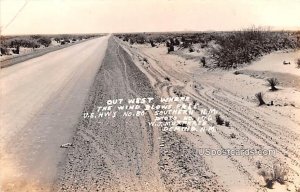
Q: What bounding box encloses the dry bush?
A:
[267,78,279,91]
[230,133,236,138]
[201,57,206,67]
[189,46,194,52]
[168,44,174,53]
[212,27,298,68]
[143,57,148,63]
[0,47,9,55]
[215,114,224,125]
[255,92,266,106]
[259,162,289,189]
[225,121,230,127]
[37,37,51,47]
[150,40,155,47]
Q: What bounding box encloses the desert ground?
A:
[0,31,300,192]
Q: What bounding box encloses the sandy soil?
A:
[0,36,109,192]
[56,37,227,192]
[116,41,300,192]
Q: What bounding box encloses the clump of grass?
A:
[267,78,279,91]
[0,47,9,55]
[164,77,170,81]
[255,92,266,106]
[256,161,262,169]
[230,133,236,138]
[189,46,194,52]
[143,57,148,63]
[225,121,230,127]
[168,44,174,53]
[233,71,241,75]
[201,57,206,67]
[215,114,224,125]
[150,40,155,47]
[258,162,289,189]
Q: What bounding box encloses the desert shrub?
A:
[143,57,148,63]
[212,27,298,68]
[296,58,300,68]
[150,40,155,47]
[189,47,194,52]
[225,121,230,127]
[267,78,279,91]
[135,34,147,44]
[169,38,175,45]
[129,39,134,45]
[37,37,51,47]
[201,57,206,67]
[30,35,42,39]
[259,162,288,189]
[164,77,170,81]
[54,37,60,42]
[230,133,236,138]
[0,47,9,55]
[233,71,241,75]
[174,38,180,46]
[10,39,40,48]
[168,44,174,53]
[12,46,20,54]
[255,92,266,106]
[256,161,262,169]
[166,41,171,47]
[181,41,190,48]
[215,114,224,125]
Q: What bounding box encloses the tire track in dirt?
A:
[118,41,300,190]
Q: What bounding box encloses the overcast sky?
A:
[1,0,300,35]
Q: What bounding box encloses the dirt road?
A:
[0,36,109,191]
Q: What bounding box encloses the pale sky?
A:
[1,0,300,35]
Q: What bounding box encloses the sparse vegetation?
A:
[255,92,266,106]
[168,44,174,53]
[37,37,52,47]
[0,34,101,56]
[230,133,236,138]
[267,78,279,91]
[212,27,299,68]
[115,30,299,69]
[189,46,194,52]
[256,161,262,169]
[259,162,289,189]
[143,57,148,63]
[225,121,230,127]
[215,114,224,125]
[200,57,206,67]
[233,71,241,75]
[150,40,155,47]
